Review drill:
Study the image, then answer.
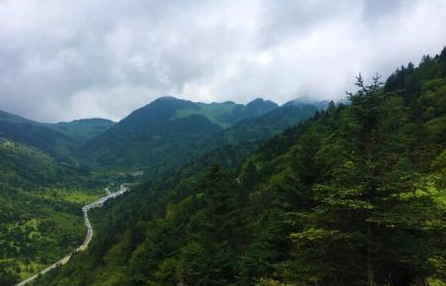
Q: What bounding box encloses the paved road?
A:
[15,184,129,286]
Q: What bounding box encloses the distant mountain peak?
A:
[151,96,190,104]
[248,97,272,103]
[56,118,115,125]
[285,97,330,110]
[144,96,195,108]
[245,98,278,117]
[0,109,38,124]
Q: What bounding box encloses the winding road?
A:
[15,184,129,286]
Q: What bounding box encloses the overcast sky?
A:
[1,0,446,122]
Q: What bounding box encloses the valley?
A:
[15,184,130,286]
[2,1,445,285]
[0,97,319,286]
[0,141,105,285]
[1,47,446,286]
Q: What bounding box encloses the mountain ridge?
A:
[78,96,320,174]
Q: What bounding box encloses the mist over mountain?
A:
[1,1,446,285]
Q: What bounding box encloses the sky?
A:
[0,0,446,122]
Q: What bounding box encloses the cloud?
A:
[0,0,445,122]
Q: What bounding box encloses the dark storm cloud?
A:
[0,0,445,122]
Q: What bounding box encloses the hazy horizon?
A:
[1,0,446,122]
[2,95,328,124]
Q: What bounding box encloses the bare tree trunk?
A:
[367,223,374,286]
[176,266,185,286]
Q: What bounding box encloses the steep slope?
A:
[185,103,321,172]
[34,48,446,286]
[208,102,320,147]
[80,97,279,172]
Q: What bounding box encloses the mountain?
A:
[157,102,322,182]
[0,110,75,161]
[208,102,319,147]
[0,109,115,163]
[172,97,278,128]
[0,95,315,286]
[51,118,115,143]
[0,109,36,124]
[79,97,222,171]
[243,98,279,118]
[284,96,330,110]
[33,48,446,286]
[79,97,280,172]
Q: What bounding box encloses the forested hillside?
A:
[35,49,446,286]
[51,118,115,143]
[0,96,318,286]
[0,111,76,162]
[79,97,318,176]
[0,110,114,162]
[0,128,112,286]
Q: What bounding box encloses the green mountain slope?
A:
[184,103,321,172]
[79,97,279,172]
[174,98,278,128]
[0,110,36,124]
[0,113,115,285]
[34,47,446,286]
[51,118,115,143]
[208,103,320,147]
[0,110,114,161]
[0,139,108,286]
[0,111,75,161]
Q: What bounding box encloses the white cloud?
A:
[0,0,445,122]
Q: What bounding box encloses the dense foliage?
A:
[173,98,279,128]
[0,91,319,285]
[0,140,108,285]
[79,97,318,177]
[0,110,114,163]
[35,48,446,286]
[51,118,115,143]
[0,112,112,285]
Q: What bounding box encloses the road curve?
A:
[15,184,129,286]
